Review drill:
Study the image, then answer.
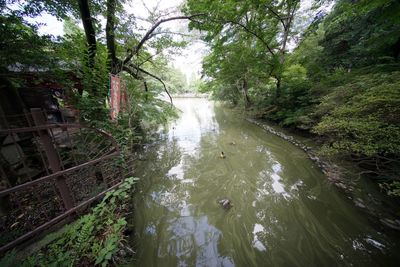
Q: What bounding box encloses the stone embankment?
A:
[247,118,343,185]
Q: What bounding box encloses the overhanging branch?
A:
[123,14,205,65]
[223,19,275,55]
[137,50,163,68]
[123,64,173,105]
[122,65,139,79]
[137,67,173,105]
[195,15,276,55]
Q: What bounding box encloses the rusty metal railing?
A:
[0,109,123,253]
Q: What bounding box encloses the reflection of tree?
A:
[132,137,183,265]
[161,215,228,266]
[133,138,181,187]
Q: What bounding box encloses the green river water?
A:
[131,98,400,267]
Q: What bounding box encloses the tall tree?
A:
[184,0,301,98]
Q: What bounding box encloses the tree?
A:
[184,0,301,99]
[318,0,400,70]
[99,0,203,102]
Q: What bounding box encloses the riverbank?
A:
[247,117,400,231]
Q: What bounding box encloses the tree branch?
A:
[136,67,173,105]
[137,50,163,67]
[148,30,192,39]
[224,19,275,55]
[123,14,205,65]
[264,4,283,21]
[123,64,173,105]
[122,65,139,79]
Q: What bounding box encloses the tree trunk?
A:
[77,0,97,68]
[106,0,119,74]
[275,76,281,99]
[242,78,251,108]
[274,1,298,100]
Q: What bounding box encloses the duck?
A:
[229,141,236,145]
[218,198,233,210]
[220,151,226,159]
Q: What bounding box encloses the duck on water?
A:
[218,198,233,210]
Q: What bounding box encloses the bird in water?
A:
[220,151,226,159]
[229,141,236,145]
[218,198,233,210]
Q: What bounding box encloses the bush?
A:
[313,70,400,157]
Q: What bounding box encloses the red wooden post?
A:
[31,108,74,210]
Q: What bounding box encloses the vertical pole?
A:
[31,108,74,210]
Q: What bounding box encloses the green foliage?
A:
[56,19,110,122]
[313,70,400,156]
[250,63,312,127]
[53,19,179,151]
[164,67,188,94]
[0,249,17,267]
[109,74,178,147]
[187,78,207,94]
[0,13,54,72]
[288,26,325,79]
[2,1,185,147]
[184,0,301,106]
[19,177,139,267]
[380,181,400,197]
[146,61,189,94]
[319,0,400,69]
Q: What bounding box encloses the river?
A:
[131,98,400,266]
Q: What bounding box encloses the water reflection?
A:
[167,161,185,180]
[169,99,218,156]
[132,99,400,267]
[252,223,267,252]
[163,215,234,267]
